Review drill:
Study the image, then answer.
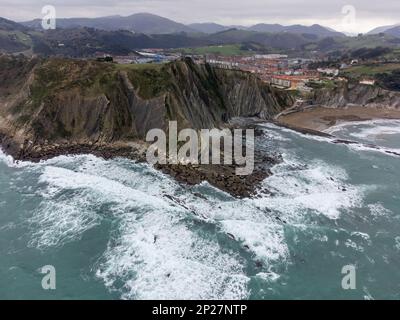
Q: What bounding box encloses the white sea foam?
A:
[1,154,272,299]
[220,220,288,263]
[260,128,291,142]
[253,155,364,220]
[350,232,370,241]
[173,192,290,267]
[256,271,281,282]
[28,196,101,249]
[28,164,172,249]
[344,143,400,158]
[262,121,400,159]
[367,203,393,218]
[260,122,331,143]
[0,149,36,168]
[351,126,400,140]
[63,156,288,299]
[32,160,251,299]
[74,156,179,196]
[345,239,365,252]
[97,210,249,300]
[39,165,169,209]
[323,120,400,156]
[0,152,105,248]
[395,237,400,251]
[325,119,400,137]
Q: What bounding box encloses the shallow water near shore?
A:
[1,120,400,300]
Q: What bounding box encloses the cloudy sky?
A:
[1,0,400,33]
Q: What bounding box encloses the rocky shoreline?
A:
[0,125,280,198]
[3,115,400,198]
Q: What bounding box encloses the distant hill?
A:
[207,29,319,50]
[248,23,344,37]
[385,26,400,38]
[0,17,32,53]
[188,23,228,34]
[248,24,286,33]
[307,33,400,54]
[368,24,400,35]
[367,23,400,38]
[22,13,196,34]
[0,34,31,53]
[28,27,210,57]
[0,17,29,31]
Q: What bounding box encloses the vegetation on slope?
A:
[376,70,400,91]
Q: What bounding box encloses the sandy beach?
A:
[277,106,400,133]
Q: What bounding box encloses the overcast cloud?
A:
[1,0,399,33]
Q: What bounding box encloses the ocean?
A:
[1,120,400,300]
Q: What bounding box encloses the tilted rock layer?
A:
[0,55,294,159]
[312,80,400,109]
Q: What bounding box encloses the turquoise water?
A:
[1,120,400,300]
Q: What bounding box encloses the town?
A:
[95,47,387,94]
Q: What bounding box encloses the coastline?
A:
[3,107,400,198]
[276,105,400,133]
[2,106,400,198]
[0,126,278,199]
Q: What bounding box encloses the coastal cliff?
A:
[312,80,400,109]
[0,55,293,160]
[0,55,294,197]
[277,79,400,136]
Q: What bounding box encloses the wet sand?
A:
[277,106,400,133]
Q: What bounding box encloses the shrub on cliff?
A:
[376,70,400,91]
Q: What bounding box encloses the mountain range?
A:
[21,13,344,38]
[18,12,400,39]
[0,12,397,39]
[22,13,195,34]
[1,14,400,58]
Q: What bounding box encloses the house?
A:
[254,54,288,60]
[360,78,375,85]
[317,68,339,77]
[206,59,239,70]
[271,76,291,89]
